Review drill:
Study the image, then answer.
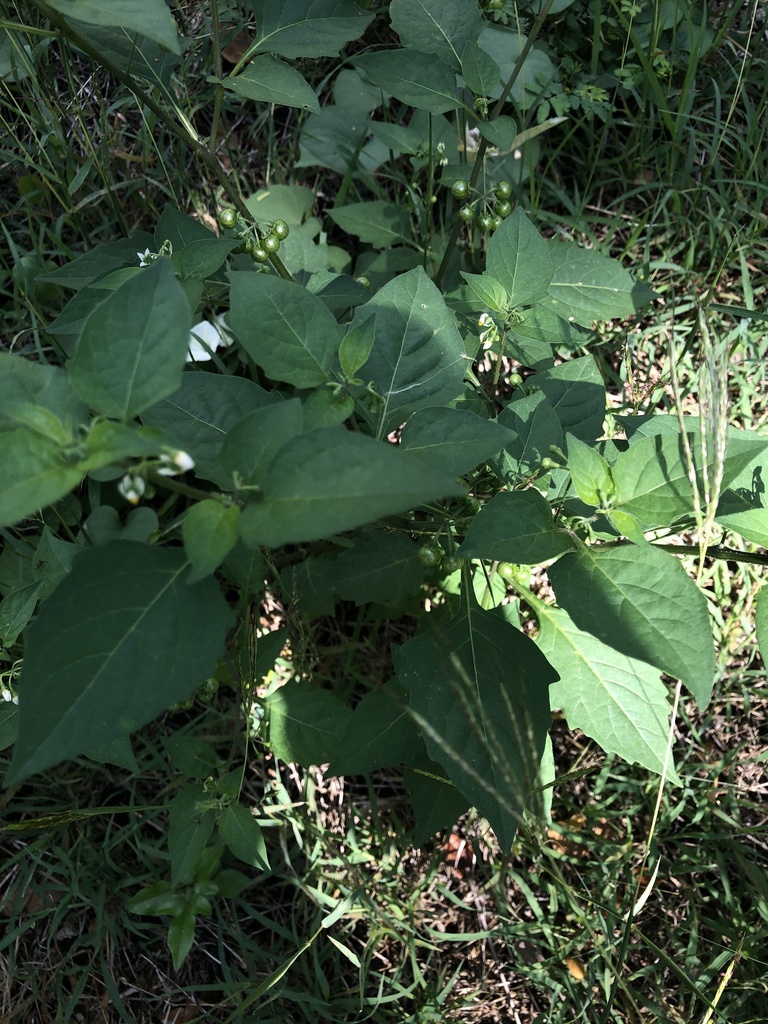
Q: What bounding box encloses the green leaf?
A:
[390,0,484,70]
[68,258,190,420]
[250,0,374,58]
[477,114,518,150]
[168,907,198,971]
[229,272,341,388]
[393,597,557,850]
[477,25,555,108]
[331,532,427,606]
[171,783,217,886]
[219,804,269,869]
[141,373,280,488]
[368,121,421,156]
[171,239,240,281]
[458,490,574,564]
[461,42,501,96]
[400,407,517,476]
[511,303,588,348]
[460,273,509,314]
[64,21,179,88]
[162,736,222,779]
[537,604,679,781]
[37,233,154,290]
[339,320,375,380]
[0,352,87,431]
[222,56,320,113]
[352,50,463,115]
[566,433,615,507]
[328,201,413,248]
[7,542,233,784]
[238,427,463,548]
[33,528,78,598]
[267,680,353,767]
[494,391,563,484]
[485,208,553,307]
[127,881,183,917]
[548,543,715,706]
[0,580,44,647]
[220,543,264,596]
[348,267,467,435]
[330,681,419,775]
[46,0,181,53]
[533,356,606,444]
[182,501,240,583]
[280,555,338,619]
[545,244,637,327]
[403,753,469,846]
[0,429,87,530]
[221,400,304,488]
[87,735,139,773]
[612,432,697,527]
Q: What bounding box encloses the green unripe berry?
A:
[272,219,289,240]
[488,0,505,9]
[442,555,462,574]
[418,544,442,567]
[508,372,524,387]
[250,245,269,263]
[458,205,475,223]
[491,215,503,231]
[478,213,494,232]
[451,179,470,199]
[262,233,281,254]
[494,180,512,199]
[496,562,519,583]
[355,275,371,288]
[540,457,560,471]
[218,208,238,230]
[495,199,512,218]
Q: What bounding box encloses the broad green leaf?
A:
[0,352,87,431]
[296,69,385,175]
[612,432,697,527]
[477,26,554,108]
[162,736,222,779]
[328,202,413,248]
[250,0,374,58]
[46,0,181,53]
[403,753,469,846]
[280,555,338,619]
[7,542,233,784]
[171,239,239,280]
[229,272,341,388]
[0,579,44,647]
[87,735,139,773]
[223,57,319,113]
[331,532,427,606]
[221,542,264,595]
[302,390,354,429]
[458,490,574,564]
[219,805,269,869]
[477,114,519,150]
[394,597,557,849]
[141,373,280,488]
[0,429,87,529]
[511,303,588,348]
[127,880,182,917]
[486,208,553,307]
[238,427,463,548]
[330,681,419,775]
[267,680,352,767]
[533,356,606,444]
[461,42,501,96]
[545,245,636,327]
[368,121,421,155]
[155,204,215,250]
[348,267,467,435]
[460,274,509,314]
[390,0,484,70]
[69,258,190,420]
[566,433,615,507]
[33,528,78,597]
[714,433,768,545]
[537,604,679,780]
[36,233,154,289]
[0,703,18,753]
[182,500,240,583]
[352,50,463,115]
[168,784,216,886]
[548,543,715,706]
[494,391,563,484]
[221,400,304,487]
[168,907,198,971]
[400,407,517,476]
[339,320,375,379]
[65,20,179,87]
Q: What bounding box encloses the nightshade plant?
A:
[2,0,767,968]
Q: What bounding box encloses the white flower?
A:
[156,449,195,477]
[137,248,154,267]
[186,314,235,363]
[118,474,146,504]
[478,313,498,346]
